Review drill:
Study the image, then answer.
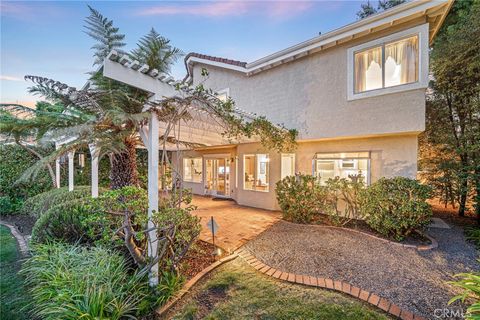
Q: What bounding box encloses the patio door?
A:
[205,157,230,197]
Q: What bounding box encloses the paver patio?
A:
[191,196,281,253]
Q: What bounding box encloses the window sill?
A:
[347,81,427,101]
[183,181,203,184]
[242,188,270,193]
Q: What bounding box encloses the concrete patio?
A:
[191,196,281,253]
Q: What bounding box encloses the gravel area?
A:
[244,220,479,319]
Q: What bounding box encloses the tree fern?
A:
[84,5,126,66]
[130,28,183,73]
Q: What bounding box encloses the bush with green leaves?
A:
[449,264,480,320]
[276,175,324,223]
[360,177,432,240]
[465,227,480,249]
[31,198,92,244]
[21,242,156,320]
[21,186,101,218]
[0,144,53,214]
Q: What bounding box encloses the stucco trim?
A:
[346,23,429,101]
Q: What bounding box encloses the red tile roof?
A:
[185,52,247,68]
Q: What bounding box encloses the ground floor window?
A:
[313,152,370,185]
[183,157,202,183]
[244,154,269,192]
[281,153,295,179]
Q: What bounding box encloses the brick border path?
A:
[156,253,238,317]
[0,221,30,256]
[235,248,427,320]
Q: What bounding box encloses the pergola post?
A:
[89,144,101,198]
[55,143,61,188]
[147,112,159,286]
[68,150,75,191]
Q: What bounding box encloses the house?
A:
[175,0,453,210]
[100,0,453,212]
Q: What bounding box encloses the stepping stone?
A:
[429,218,450,229]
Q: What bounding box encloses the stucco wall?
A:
[175,134,418,211]
[191,19,427,141]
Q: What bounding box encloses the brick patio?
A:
[191,196,281,253]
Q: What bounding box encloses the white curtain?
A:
[385,36,418,85]
[354,46,382,93]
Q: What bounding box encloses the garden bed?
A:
[180,240,217,281]
[0,214,36,236]
[309,214,432,247]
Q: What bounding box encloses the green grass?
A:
[0,225,30,319]
[169,259,392,320]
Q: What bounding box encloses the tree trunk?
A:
[458,157,469,217]
[475,166,480,225]
[109,137,139,189]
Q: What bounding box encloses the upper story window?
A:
[347,24,428,101]
[354,35,418,93]
[216,88,229,102]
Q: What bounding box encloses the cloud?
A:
[136,1,313,20]
[0,75,23,82]
[0,2,66,21]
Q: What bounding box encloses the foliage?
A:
[356,0,405,19]
[449,264,480,320]
[30,198,92,244]
[465,227,480,249]
[422,0,480,220]
[21,185,98,218]
[78,186,201,272]
[21,242,155,320]
[0,226,31,320]
[360,177,432,241]
[157,270,184,306]
[322,175,366,226]
[276,175,323,223]
[0,144,52,215]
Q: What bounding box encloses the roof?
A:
[184,0,453,81]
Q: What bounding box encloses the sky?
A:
[1,0,363,107]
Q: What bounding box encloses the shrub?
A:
[465,227,480,249]
[276,175,324,223]
[21,186,99,218]
[21,242,155,319]
[360,177,432,241]
[0,144,53,214]
[323,175,366,225]
[30,199,91,244]
[448,265,480,320]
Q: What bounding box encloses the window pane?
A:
[385,36,418,88]
[183,158,202,182]
[281,154,295,179]
[256,154,269,192]
[354,46,382,93]
[244,155,255,190]
[315,155,370,185]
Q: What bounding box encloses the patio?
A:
[191,196,281,253]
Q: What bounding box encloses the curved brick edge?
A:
[236,248,426,320]
[156,253,238,318]
[282,220,438,251]
[0,221,30,256]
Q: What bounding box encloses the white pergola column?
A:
[89,144,101,198]
[68,150,75,191]
[147,112,159,286]
[55,143,61,188]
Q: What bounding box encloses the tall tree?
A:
[356,0,406,19]
[424,0,480,221]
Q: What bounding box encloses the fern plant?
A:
[449,265,480,320]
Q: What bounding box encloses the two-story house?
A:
[175,0,452,211]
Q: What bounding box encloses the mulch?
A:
[0,214,36,236]
[180,240,217,281]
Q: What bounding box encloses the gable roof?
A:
[184,0,453,82]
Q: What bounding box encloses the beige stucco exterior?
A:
[175,15,436,211]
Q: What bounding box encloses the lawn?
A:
[167,258,392,320]
[0,225,30,319]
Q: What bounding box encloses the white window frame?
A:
[183,157,203,183]
[347,23,429,101]
[281,153,296,179]
[243,154,270,192]
[313,152,371,185]
[216,88,230,101]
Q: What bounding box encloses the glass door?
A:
[205,157,230,197]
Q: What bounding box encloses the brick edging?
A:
[282,220,438,251]
[236,248,426,320]
[0,221,30,256]
[156,253,238,318]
